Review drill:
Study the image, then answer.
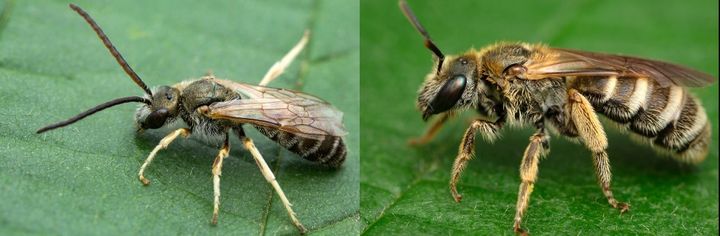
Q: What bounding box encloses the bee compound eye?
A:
[429,74,467,114]
[142,108,169,129]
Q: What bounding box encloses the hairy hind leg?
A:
[567,89,629,212]
[242,137,307,234]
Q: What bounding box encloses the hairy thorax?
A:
[496,76,568,127]
[176,77,239,137]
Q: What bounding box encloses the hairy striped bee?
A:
[36,4,348,233]
[399,0,714,235]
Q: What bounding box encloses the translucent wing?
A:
[205,79,347,139]
[524,47,716,87]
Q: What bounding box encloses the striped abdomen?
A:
[569,76,711,164]
[254,126,346,167]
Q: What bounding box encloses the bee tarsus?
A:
[211,133,230,226]
[450,118,503,203]
[138,128,191,186]
[241,136,308,233]
[513,131,547,235]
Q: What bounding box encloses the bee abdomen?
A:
[569,76,710,163]
[653,93,710,163]
[254,126,347,167]
[581,76,649,123]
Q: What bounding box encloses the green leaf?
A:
[0,0,358,235]
[361,0,717,235]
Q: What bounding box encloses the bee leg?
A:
[409,113,450,146]
[211,133,230,225]
[592,152,629,212]
[513,130,547,236]
[567,89,629,213]
[138,128,191,185]
[258,30,310,86]
[450,119,501,202]
[242,137,307,234]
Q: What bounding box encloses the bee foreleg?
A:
[567,89,629,213]
[450,119,502,202]
[259,30,310,87]
[409,113,450,146]
[242,137,307,234]
[513,131,547,236]
[211,133,230,225]
[138,128,190,185]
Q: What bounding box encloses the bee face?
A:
[135,86,181,130]
[417,54,483,120]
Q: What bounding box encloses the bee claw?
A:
[453,195,463,203]
[297,224,308,234]
[139,176,150,186]
[513,226,529,236]
[210,214,218,226]
[616,202,630,214]
[450,189,463,203]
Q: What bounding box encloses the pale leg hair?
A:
[211,134,230,225]
[254,30,309,233]
[450,118,502,202]
[242,137,307,233]
[138,128,191,185]
[258,30,310,87]
[567,89,629,212]
[513,131,548,236]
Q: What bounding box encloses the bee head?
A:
[399,0,487,121]
[135,86,181,130]
[36,4,178,134]
[417,54,484,120]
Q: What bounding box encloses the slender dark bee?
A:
[399,0,714,235]
[37,4,348,233]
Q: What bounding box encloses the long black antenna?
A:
[37,96,151,134]
[69,4,153,95]
[399,0,445,74]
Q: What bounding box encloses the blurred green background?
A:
[0,0,359,235]
[361,0,717,235]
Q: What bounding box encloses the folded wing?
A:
[204,81,347,139]
[524,47,716,87]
